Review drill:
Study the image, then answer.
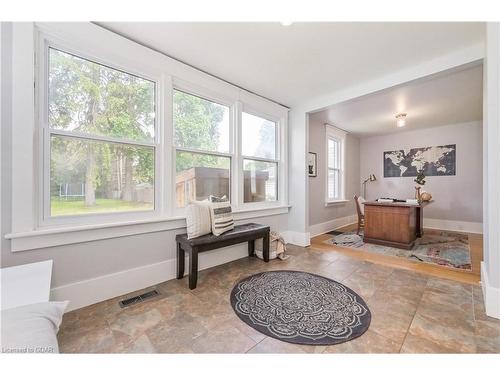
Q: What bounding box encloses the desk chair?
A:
[354,195,366,235]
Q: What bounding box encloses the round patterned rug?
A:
[230,270,371,345]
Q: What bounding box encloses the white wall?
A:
[1,23,13,266]
[308,117,360,234]
[482,23,500,319]
[286,108,310,246]
[360,121,483,231]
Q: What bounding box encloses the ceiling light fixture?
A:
[280,21,293,26]
[396,113,407,127]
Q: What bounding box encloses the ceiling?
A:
[309,63,483,137]
[98,22,485,107]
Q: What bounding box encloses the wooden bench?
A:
[175,223,270,289]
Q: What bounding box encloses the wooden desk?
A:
[363,201,431,250]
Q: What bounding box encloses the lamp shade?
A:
[369,174,377,181]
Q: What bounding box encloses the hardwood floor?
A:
[310,224,482,285]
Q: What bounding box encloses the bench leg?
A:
[176,242,185,279]
[189,249,198,290]
[263,231,270,262]
[248,240,255,257]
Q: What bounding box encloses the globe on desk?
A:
[420,191,432,202]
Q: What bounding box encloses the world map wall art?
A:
[384,144,456,177]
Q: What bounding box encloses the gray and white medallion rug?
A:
[230,271,371,345]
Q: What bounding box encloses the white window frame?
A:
[7,22,289,252]
[239,106,282,209]
[171,81,235,216]
[36,30,165,228]
[325,124,347,204]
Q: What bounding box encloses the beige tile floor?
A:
[58,244,500,353]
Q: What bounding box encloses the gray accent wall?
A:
[308,118,360,227]
[360,121,483,223]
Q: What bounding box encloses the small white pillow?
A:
[208,196,234,236]
[1,301,69,354]
[186,200,212,239]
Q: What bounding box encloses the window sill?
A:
[5,205,291,252]
[325,199,350,207]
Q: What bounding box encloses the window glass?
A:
[241,112,276,159]
[243,159,277,203]
[328,169,340,200]
[327,134,343,201]
[49,49,155,142]
[50,135,154,216]
[328,139,340,168]
[175,151,230,208]
[173,90,230,153]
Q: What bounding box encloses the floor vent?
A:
[119,289,160,308]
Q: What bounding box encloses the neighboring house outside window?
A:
[173,89,232,208]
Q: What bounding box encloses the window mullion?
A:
[233,101,242,209]
[241,155,277,163]
[48,129,156,148]
[174,146,232,159]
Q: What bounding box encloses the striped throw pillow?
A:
[186,200,212,239]
[208,196,234,236]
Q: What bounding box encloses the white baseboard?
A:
[282,231,310,247]
[308,215,358,238]
[51,216,485,313]
[424,218,483,233]
[51,244,248,312]
[481,262,500,319]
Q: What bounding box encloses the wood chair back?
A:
[354,195,365,235]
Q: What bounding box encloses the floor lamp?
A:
[362,174,377,198]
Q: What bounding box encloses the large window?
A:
[326,125,346,202]
[47,48,156,217]
[8,23,289,251]
[242,112,278,203]
[173,90,231,208]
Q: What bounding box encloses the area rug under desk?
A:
[230,271,371,345]
[323,229,472,271]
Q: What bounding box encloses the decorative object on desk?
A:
[406,198,419,204]
[384,144,456,177]
[325,229,471,270]
[420,191,432,202]
[230,271,371,345]
[308,152,317,177]
[377,198,395,203]
[361,174,376,197]
[414,171,426,203]
[414,187,422,202]
[414,171,426,185]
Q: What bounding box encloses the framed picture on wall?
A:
[308,152,317,177]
